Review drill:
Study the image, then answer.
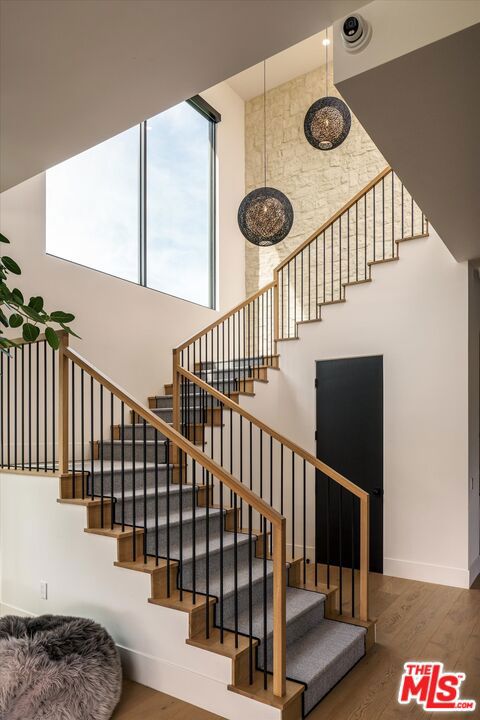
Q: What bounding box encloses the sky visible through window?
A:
[46,101,213,307]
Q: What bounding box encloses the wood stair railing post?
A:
[273,516,287,697]
[359,495,370,622]
[58,332,70,476]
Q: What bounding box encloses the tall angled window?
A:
[46,96,219,308]
[46,126,140,283]
[146,101,215,307]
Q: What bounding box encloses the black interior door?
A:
[315,356,383,573]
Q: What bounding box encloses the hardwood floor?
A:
[112,573,480,720]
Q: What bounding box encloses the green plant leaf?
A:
[50,311,75,323]
[22,305,46,324]
[0,309,8,327]
[9,313,23,328]
[11,288,24,305]
[28,296,44,312]
[0,233,10,244]
[2,256,21,275]
[60,323,81,339]
[45,327,60,350]
[22,323,40,342]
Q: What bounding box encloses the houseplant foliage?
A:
[0,232,77,351]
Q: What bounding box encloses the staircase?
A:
[0,167,427,719]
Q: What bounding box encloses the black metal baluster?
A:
[234,486,239,648]
[323,232,326,304]
[263,514,268,690]
[80,370,84,499]
[219,472,224,643]
[110,392,114,529]
[401,181,404,239]
[364,193,367,280]
[192,458,196,604]
[205,469,210,638]
[280,268,284,339]
[308,244,311,320]
[35,342,39,470]
[27,343,32,471]
[21,346,24,469]
[166,436,170,593]
[391,171,395,257]
[1,353,3,467]
[269,436,273,556]
[382,176,385,259]
[331,225,334,301]
[248,503,253,684]
[339,487,343,615]
[291,450,295,559]
[100,384,104,527]
[43,342,47,470]
[13,347,17,469]
[373,185,376,262]
[90,376,94,500]
[280,443,284,515]
[259,428,263,499]
[294,256,297,329]
[132,409,136,561]
[301,250,304,322]
[351,495,356,616]
[71,362,76,497]
[121,402,125,530]
[52,347,56,473]
[287,261,291,338]
[355,202,358,282]
[315,236,319,315]
[7,349,11,468]
[154,427,159,566]
[303,459,306,584]
[327,476,330,589]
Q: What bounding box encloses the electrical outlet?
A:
[40,581,48,600]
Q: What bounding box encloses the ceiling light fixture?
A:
[238,60,293,247]
[304,28,351,151]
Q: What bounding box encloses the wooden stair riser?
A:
[150,562,180,601]
[59,472,88,500]
[86,500,113,530]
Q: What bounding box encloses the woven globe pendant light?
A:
[304,29,351,151]
[238,61,293,246]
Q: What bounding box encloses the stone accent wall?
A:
[245,64,387,295]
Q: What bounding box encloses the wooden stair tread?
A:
[228,671,304,710]
[149,591,216,613]
[342,278,372,287]
[187,627,259,658]
[114,556,178,574]
[368,256,399,266]
[84,524,143,538]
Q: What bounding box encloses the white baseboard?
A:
[0,601,34,617]
[469,555,480,586]
[384,557,470,588]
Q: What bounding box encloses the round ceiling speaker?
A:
[304,96,351,151]
[238,187,294,246]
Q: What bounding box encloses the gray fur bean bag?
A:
[0,615,122,720]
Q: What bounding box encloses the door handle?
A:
[371,487,383,497]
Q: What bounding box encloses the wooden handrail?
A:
[178,366,370,621]
[175,281,276,353]
[4,329,68,347]
[274,166,392,272]
[178,367,368,501]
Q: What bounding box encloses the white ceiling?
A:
[227,29,329,101]
[0,0,364,192]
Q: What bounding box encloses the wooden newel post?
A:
[272,517,287,698]
[359,495,370,622]
[58,332,70,476]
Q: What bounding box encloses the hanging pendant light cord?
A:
[325,27,328,96]
[263,59,267,188]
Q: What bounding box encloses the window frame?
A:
[46,95,220,309]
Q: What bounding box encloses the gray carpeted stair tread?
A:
[285,619,366,714]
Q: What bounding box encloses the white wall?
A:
[468,265,480,584]
[239,231,471,588]
[0,472,279,720]
[0,81,245,402]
